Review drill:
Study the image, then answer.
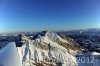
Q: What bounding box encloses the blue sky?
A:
[0,0,100,32]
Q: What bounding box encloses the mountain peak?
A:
[33,30,49,40]
[17,31,78,66]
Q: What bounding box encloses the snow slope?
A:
[0,42,21,66]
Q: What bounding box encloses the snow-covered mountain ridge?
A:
[17,31,80,66]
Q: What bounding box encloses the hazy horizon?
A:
[0,0,100,32]
[0,28,100,33]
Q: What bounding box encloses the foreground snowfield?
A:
[0,42,21,66]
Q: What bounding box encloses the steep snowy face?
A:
[17,31,78,66]
[0,42,21,66]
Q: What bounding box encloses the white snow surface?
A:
[0,42,21,66]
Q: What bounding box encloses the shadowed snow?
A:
[0,42,21,66]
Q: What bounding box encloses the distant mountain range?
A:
[59,28,100,36]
